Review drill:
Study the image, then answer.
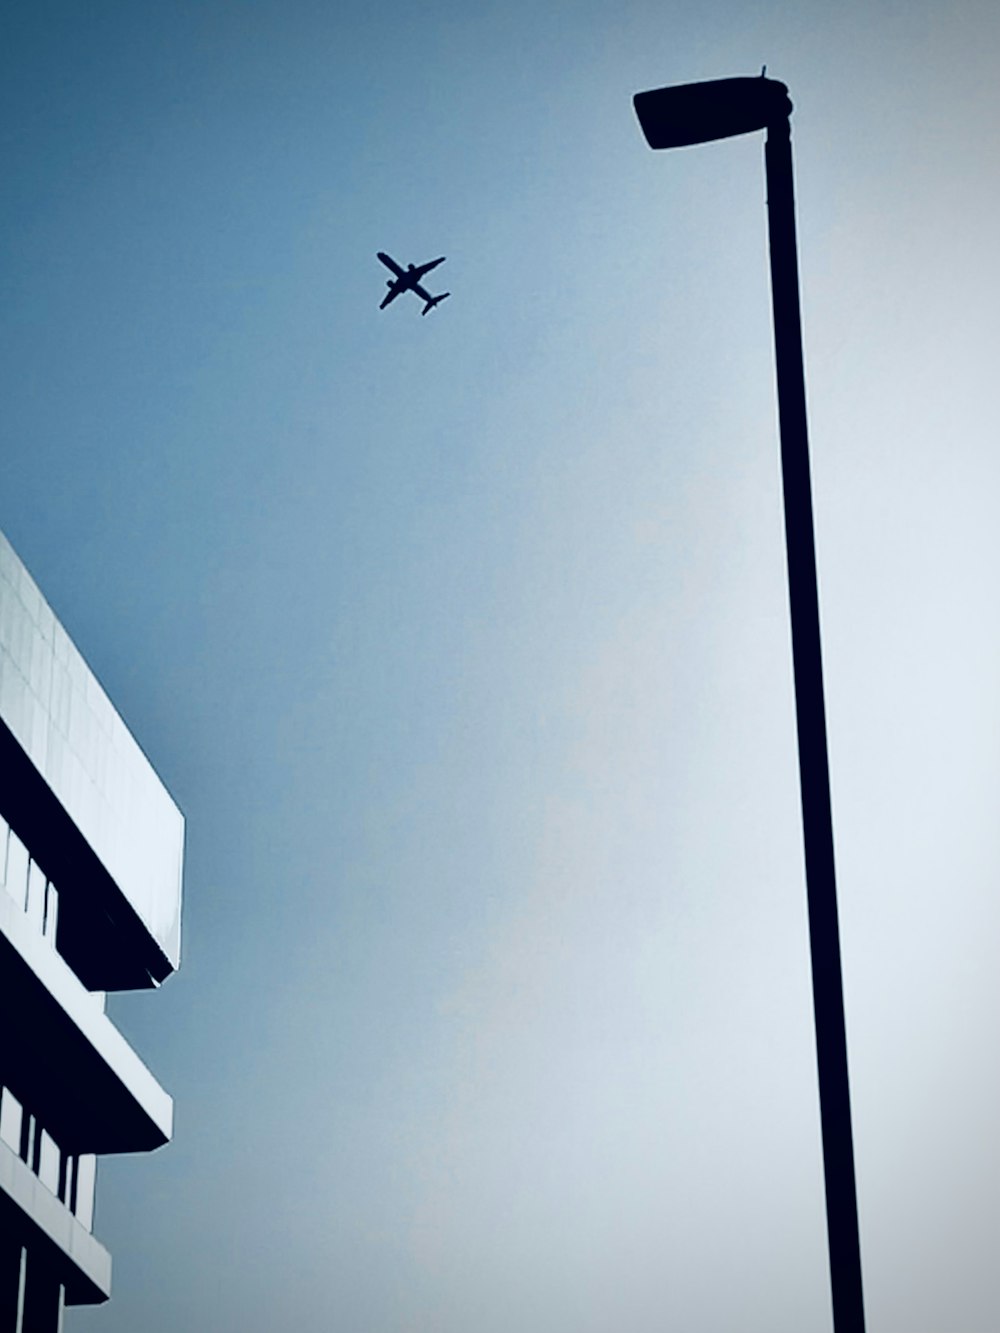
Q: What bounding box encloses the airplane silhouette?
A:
[377,252,450,315]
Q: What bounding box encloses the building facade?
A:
[0,531,183,1331]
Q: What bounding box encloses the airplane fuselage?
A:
[387,265,420,295]
[377,251,449,314]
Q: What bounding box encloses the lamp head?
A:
[633,75,791,150]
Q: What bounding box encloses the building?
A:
[0,531,183,1331]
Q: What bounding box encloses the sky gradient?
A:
[3,2,1000,1330]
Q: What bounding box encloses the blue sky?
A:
[4,1,1000,1330]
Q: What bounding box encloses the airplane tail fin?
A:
[421,292,450,316]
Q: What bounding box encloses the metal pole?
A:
[764,114,867,1333]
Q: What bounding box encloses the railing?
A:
[0,1085,96,1231]
[0,811,105,1012]
[1,813,59,946]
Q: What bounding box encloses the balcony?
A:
[0,1136,111,1305]
[0,885,172,1156]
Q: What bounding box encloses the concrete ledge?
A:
[0,530,183,989]
[0,889,172,1153]
[0,1138,111,1305]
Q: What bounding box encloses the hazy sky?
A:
[3,2,1000,1330]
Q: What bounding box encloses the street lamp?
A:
[633,75,866,1333]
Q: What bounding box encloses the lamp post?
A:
[633,76,866,1333]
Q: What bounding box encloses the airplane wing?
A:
[412,256,446,279]
[377,251,405,277]
[379,287,402,309]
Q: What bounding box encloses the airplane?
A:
[377,251,450,315]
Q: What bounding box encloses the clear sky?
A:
[3,1,1000,1330]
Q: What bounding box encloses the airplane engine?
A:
[387,280,394,288]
